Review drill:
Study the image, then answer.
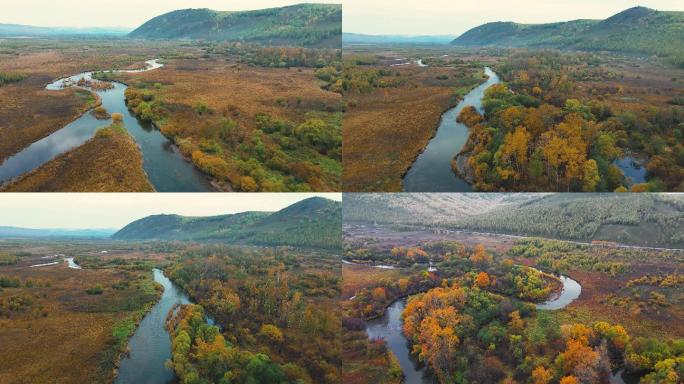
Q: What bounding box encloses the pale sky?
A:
[0,0,340,28]
[0,193,341,229]
[345,0,684,36]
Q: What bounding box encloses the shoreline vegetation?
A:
[103,46,342,192]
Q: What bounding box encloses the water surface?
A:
[0,60,213,191]
[536,274,582,310]
[366,300,436,384]
[615,157,647,185]
[115,269,190,384]
[403,67,500,192]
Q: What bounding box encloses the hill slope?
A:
[112,197,341,248]
[345,193,684,248]
[452,7,684,58]
[128,3,341,47]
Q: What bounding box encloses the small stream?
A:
[403,67,500,192]
[366,300,436,384]
[535,272,582,311]
[115,269,190,384]
[0,60,213,191]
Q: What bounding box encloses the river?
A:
[365,269,581,383]
[0,60,213,191]
[403,67,500,192]
[115,269,190,384]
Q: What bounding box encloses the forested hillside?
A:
[128,4,342,47]
[342,193,545,223]
[344,193,684,247]
[452,7,684,66]
[112,197,341,248]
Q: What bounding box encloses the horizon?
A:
[344,1,684,36]
[0,1,340,29]
[0,193,341,230]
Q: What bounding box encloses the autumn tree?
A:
[582,159,600,192]
[531,366,553,384]
[470,244,492,266]
[474,272,491,288]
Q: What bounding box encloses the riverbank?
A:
[108,275,164,383]
[1,124,154,192]
[403,67,500,192]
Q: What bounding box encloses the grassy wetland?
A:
[0,3,342,192]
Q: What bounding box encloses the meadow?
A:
[341,47,488,191]
[0,240,166,384]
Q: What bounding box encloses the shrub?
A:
[0,253,18,266]
[240,176,258,192]
[194,101,212,115]
[0,72,26,87]
[86,284,104,295]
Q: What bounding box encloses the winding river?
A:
[115,269,190,384]
[403,67,500,192]
[0,60,213,191]
[364,268,581,383]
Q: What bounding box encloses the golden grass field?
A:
[342,54,486,191]
[1,125,153,192]
[0,247,160,384]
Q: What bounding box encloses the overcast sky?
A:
[345,0,684,35]
[0,0,340,28]
[0,193,341,229]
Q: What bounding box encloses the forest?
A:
[165,245,342,384]
[342,228,684,384]
[454,50,684,191]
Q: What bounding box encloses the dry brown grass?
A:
[0,83,96,162]
[118,59,340,133]
[0,259,153,384]
[0,40,182,163]
[342,263,404,298]
[342,63,484,191]
[112,58,342,191]
[1,125,153,192]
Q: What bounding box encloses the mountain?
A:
[344,193,684,248]
[0,23,131,36]
[128,3,341,47]
[452,7,684,57]
[343,33,456,45]
[0,226,117,238]
[112,197,341,249]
